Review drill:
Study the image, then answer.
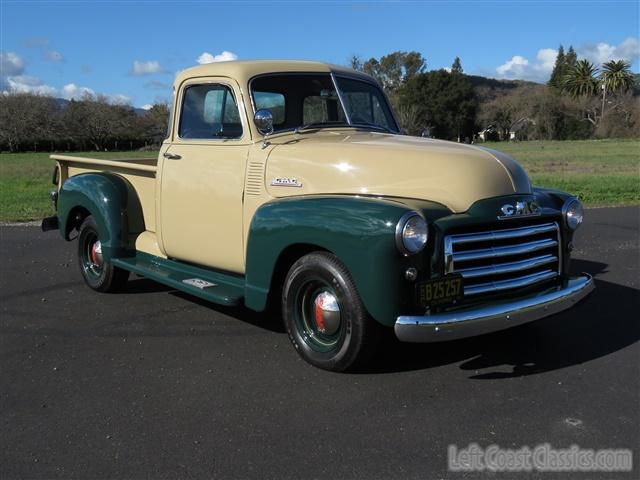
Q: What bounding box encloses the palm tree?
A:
[563,60,599,97]
[601,60,634,94]
[600,60,634,120]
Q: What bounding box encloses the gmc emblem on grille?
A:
[498,200,541,219]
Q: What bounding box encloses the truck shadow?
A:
[360,259,640,376]
[112,258,639,377]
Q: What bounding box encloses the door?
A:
[160,79,249,273]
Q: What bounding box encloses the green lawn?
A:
[0,139,638,222]
[486,139,640,206]
[0,151,157,222]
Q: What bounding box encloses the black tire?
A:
[77,215,129,292]
[282,252,380,371]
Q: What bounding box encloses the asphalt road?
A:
[1,207,639,480]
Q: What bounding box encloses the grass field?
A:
[485,138,640,207]
[0,139,638,222]
[0,151,155,223]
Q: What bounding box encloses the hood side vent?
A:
[245,161,265,196]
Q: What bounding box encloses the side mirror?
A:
[254,109,274,136]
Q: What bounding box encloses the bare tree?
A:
[0,93,55,151]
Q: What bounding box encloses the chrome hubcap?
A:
[313,291,341,335]
[90,240,103,267]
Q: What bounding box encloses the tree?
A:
[563,60,600,97]
[548,45,566,89]
[599,59,634,129]
[399,69,477,140]
[358,51,426,91]
[0,93,55,151]
[451,57,463,74]
[349,54,363,71]
[61,94,137,150]
[138,103,170,145]
[601,60,634,94]
[565,46,578,68]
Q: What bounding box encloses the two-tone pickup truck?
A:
[42,60,594,371]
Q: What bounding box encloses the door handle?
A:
[163,152,181,160]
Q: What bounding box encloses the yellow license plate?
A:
[416,275,464,307]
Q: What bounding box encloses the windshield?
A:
[250,73,399,133]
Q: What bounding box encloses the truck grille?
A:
[444,222,561,296]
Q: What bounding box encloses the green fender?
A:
[244,196,427,326]
[57,172,143,261]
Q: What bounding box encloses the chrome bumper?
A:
[395,274,594,343]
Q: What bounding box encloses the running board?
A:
[112,252,244,306]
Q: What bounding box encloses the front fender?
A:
[245,196,425,326]
[57,173,143,261]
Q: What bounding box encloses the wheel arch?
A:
[244,195,417,326]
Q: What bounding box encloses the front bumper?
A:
[395,274,594,343]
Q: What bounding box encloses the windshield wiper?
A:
[350,122,394,133]
[294,121,350,134]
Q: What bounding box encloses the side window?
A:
[179,84,243,139]
[254,91,285,125]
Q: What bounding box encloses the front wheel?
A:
[77,215,129,292]
[282,252,380,371]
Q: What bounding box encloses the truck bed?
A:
[52,154,159,233]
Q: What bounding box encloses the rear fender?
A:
[57,173,144,261]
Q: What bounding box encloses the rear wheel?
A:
[77,216,129,292]
[282,252,380,371]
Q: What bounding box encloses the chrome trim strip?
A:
[394,274,594,343]
[449,222,557,245]
[453,238,558,262]
[555,221,562,276]
[464,269,558,296]
[457,253,558,278]
[330,72,352,125]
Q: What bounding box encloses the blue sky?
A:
[1,1,639,108]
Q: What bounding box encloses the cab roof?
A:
[174,60,375,89]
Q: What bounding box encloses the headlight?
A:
[562,198,584,231]
[395,212,428,255]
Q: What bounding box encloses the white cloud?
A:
[62,83,95,99]
[1,51,25,76]
[536,48,557,72]
[45,50,64,62]
[140,104,153,110]
[492,37,640,82]
[130,60,163,76]
[196,50,238,64]
[109,94,131,105]
[578,37,640,64]
[5,75,57,95]
[496,55,531,78]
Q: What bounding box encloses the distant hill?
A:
[467,75,542,101]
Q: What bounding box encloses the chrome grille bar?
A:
[449,223,558,245]
[457,254,558,279]
[452,238,558,262]
[464,270,558,296]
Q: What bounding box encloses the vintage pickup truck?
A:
[43,60,594,371]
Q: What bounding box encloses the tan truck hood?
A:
[265,131,531,213]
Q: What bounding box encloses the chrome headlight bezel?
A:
[562,198,584,231]
[395,211,428,255]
